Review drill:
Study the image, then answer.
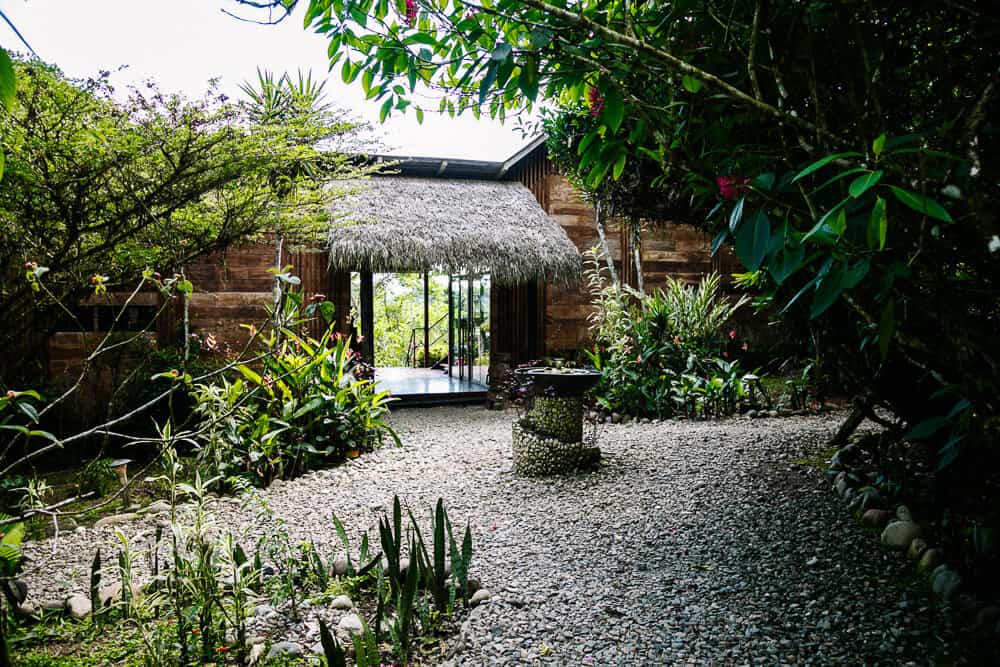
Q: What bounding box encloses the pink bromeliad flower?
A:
[405,0,417,25]
[716,174,749,200]
[589,86,604,117]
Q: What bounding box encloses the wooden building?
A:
[48,136,732,405]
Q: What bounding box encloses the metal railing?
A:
[405,313,448,368]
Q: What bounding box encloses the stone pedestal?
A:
[512,396,600,476]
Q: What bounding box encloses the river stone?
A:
[332,554,349,576]
[330,595,353,610]
[141,500,172,515]
[881,520,922,549]
[93,513,139,529]
[470,589,492,607]
[896,505,913,522]
[918,548,944,573]
[338,613,364,635]
[931,567,963,601]
[267,641,304,659]
[862,509,890,529]
[65,594,91,619]
[907,538,929,561]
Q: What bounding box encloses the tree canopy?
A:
[232,0,999,473]
[0,58,377,382]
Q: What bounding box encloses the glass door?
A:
[449,271,490,386]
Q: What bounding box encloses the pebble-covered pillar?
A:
[512,396,600,476]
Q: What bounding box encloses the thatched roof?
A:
[326,177,581,285]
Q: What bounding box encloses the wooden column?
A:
[360,270,374,364]
[423,272,429,368]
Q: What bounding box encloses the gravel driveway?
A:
[23,406,993,665]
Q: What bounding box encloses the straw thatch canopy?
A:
[326,177,581,285]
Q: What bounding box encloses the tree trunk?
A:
[631,221,645,298]
[594,201,619,287]
[829,394,873,449]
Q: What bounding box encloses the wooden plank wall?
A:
[163,242,339,350]
[511,143,738,356]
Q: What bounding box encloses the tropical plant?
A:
[0,57,378,384]
[192,319,399,486]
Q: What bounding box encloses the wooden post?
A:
[360,270,374,364]
[447,275,454,378]
[423,271,430,368]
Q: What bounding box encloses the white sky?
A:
[0,0,534,160]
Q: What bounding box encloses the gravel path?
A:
[22,407,994,665]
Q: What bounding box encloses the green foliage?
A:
[264,0,1000,472]
[0,57,378,383]
[584,248,756,418]
[191,324,399,487]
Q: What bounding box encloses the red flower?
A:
[728,329,737,340]
[716,175,749,201]
[589,86,603,117]
[405,0,417,25]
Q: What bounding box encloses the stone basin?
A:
[517,367,601,397]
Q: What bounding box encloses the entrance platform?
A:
[374,367,487,406]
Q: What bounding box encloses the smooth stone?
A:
[266,641,304,659]
[907,538,929,561]
[93,513,139,529]
[931,567,963,601]
[65,594,91,619]
[332,555,349,576]
[15,602,38,618]
[329,595,353,610]
[470,589,492,607]
[896,505,913,522]
[918,548,944,573]
[881,520,922,549]
[98,583,122,606]
[611,413,622,424]
[141,500,171,515]
[337,613,364,635]
[862,509,890,529]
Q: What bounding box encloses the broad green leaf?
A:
[751,172,775,191]
[848,170,883,198]
[841,259,869,289]
[379,97,393,122]
[0,49,15,112]
[802,198,849,243]
[734,210,770,271]
[612,152,627,180]
[602,88,625,133]
[479,61,497,104]
[792,152,863,182]
[577,132,598,157]
[710,229,728,257]
[519,56,539,100]
[867,196,887,250]
[529,29,553,49]
[889,187,953,223]
[414,106,424,124]
[681,75,702,93]
[769,243,805,285]
[904,416,950,441]
[728,196,745,233]
[873,133,886,158]
[810,261,846,318]
[490,43,512,62]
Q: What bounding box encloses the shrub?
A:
[191,325,399,487]
[584,248,757,418]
